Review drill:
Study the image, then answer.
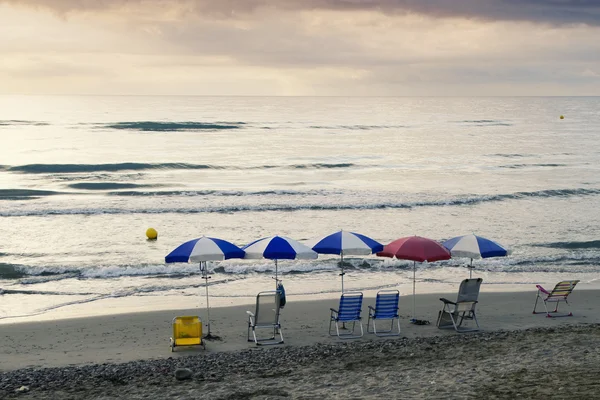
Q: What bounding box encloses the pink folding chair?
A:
[533,280,579,317]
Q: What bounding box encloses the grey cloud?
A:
[2,0,600,25]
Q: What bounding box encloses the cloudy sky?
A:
[1,0,599,95]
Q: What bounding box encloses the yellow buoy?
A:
[560,115,564,119]
[146,228,158,240]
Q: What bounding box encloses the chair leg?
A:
[449,309,460,331]
[533,291,541,314]
[565,300,573,316]
[471,311,480,329]
[334,320,364,339]
[449,308,479,333]
[372,318,401,337]
[329,314,337,336]
[437,305,456,330]
[543,300,552,318]
[544,300,573,317]
[247,316,253,342]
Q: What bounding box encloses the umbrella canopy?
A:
[377,236,451,322]
[165,236,245,337]
[243,235,318,288]
[378,236,451,262]
[306,230,383,293]
[165,236,245,263]
[442,234,508,278]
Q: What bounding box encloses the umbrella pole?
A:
[199,261,213,338]
[340,253,347,329]
[204,262,211,336]
[340,253,345,293]
[470,258,473,279]
[412,261,416,320]
[275,259,279,289]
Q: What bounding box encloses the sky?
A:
[1,0,599,96]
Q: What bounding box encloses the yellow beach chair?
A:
[170,316,206,352]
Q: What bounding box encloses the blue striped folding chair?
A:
[367,290,401,336]
[329,292,364,339]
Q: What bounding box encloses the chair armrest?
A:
[368,306,375,311]
[246,311,254,317]
[536,285,550,295]
[440,298,456,305]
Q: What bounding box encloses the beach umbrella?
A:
[165,236,245,338]
[306,230,383,293]
[377,236,451,321]
[442,234,508,278]
[242,235,318,289]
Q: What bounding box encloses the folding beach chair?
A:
[170,315,205,352]
[437,278,482,333]
[533,280,579,317]
[367,290,401,337]
[329,292,364,339]
[247,290,284,346]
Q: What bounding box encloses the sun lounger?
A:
[247,290,284,345]
[533,280,579,317]
[329,292,364,339]
[170,315,205,352]
[367,290,401,336]
[437,278,482,333]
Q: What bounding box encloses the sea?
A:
[1,95,599,323]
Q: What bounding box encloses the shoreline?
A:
[2,271,597,325]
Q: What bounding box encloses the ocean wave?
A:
[6,162,358,174]
[0,263,30,279]
[5,252,600,283]
[499,163,567,169]
[291,163,355,169]
[68,182,161,190]
[457,120,512,126]
[8,163,216,174]
[488,153,532,158]
[108,189,337,197]
[96,121,244,131]
[309,125,405,130]
[533,240,600,250]
[0,120,49,126]
[1,187,598,216]
[0,189,61,200]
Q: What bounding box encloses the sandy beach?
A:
[1,288,599,399]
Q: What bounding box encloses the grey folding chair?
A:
[367,290,401,337]
[437,278,483,333]
[246,290,284,345]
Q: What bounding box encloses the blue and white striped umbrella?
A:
[165,236,245,263]
[442,234,508,278]
[243,235,318,288]
[306,230,383,293]
[165,236,245,337]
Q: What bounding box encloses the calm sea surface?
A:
[1,95,599,321]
